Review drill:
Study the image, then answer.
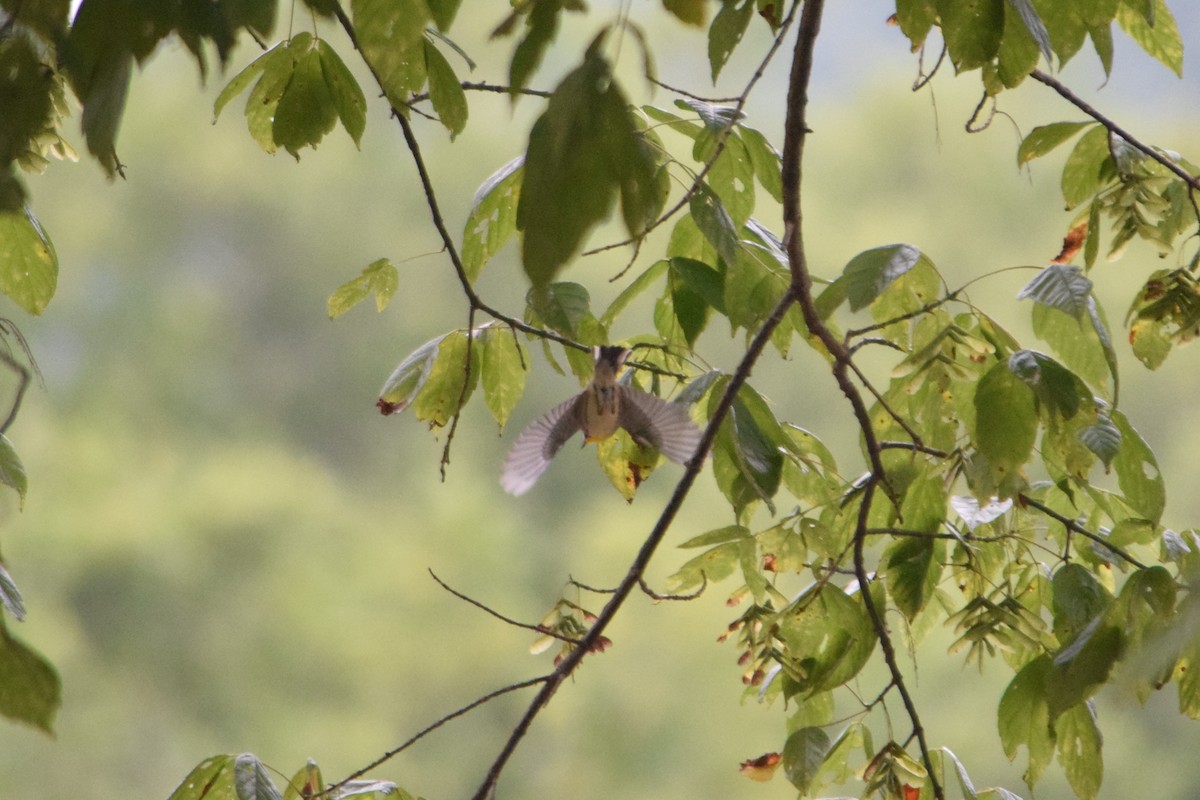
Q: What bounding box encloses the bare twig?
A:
[324,675,551,795]
[638,574,706,601]
[1018,493,1147,569]
[429,569,581,644]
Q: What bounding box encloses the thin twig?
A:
[649,77,742,104]
[1030,69,1200,195]
[1018,493,1147,569]
[324,675,551,795]
[330,2,589,358]
[429,569,581,644]
[638,574,706,601]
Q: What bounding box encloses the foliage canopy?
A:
[0,0,1198,799]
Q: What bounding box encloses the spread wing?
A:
[500,393,587,495]
[616,386,703,466]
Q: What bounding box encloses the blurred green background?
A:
[1,5,1199,799]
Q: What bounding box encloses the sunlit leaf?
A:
[1056,702,1103,800]
[663,0,707,26]
[973,360,1037,478]
[411,329,479,427]
[317,39,367,147]
[885,535,943,621]
[0,205,57,315]
[936,0,1004,71]
[167,755,234,800]
[272,36,339,158]
[0,434,27,506]
[839,244,926,312]
[283,760,323,800]
[377,333,445,415]
[1061,125,1112,209]
[689,180,740,267]
[328,258,399,318]
[997,655,1054,786]
[352,0,430,105]
[1111,408,1164,524]
[776,584,877,696]
[1017,263,1092,319]
[1116,0,1182,77]
[462,157,523,282]
[480,326,527,431]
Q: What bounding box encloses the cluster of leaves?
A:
[894,0,1183,91]
[167,754,409,800]
[1017,122,1200,370]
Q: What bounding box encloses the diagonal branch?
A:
[1030,69,1200,196]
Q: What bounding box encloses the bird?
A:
[500,346,703,496]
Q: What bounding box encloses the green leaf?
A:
[480,326,526,431]
[328,258,399,318]
[973,360,1038,480]
[885,535,944,621]
[935,0,1004,71]
[666,539,743,592]
[1051,564,1111,644]
[689,181,740,267]
[1078,412,1121,467]
[0,433,28,506]
[1030,300,1114,400]
[283,760,323,800]
[0,559,25,620]
[739,125,783,203]
[1056,702,1103,800]
[527,282,594,339]
[776,584,877,696]
[0,205,57,315]
[896,0,938,46]
[997,655,1054,786]
[600,260,668,328]
[234,753,284,800]
[782,727,832,794]
[1061,125,1112,209]
[427,0,462,30]
[708,0,754,82]
[1017,263,1092,319]
[242,41,296,155]
[671,256,726,314]
[352,0,430,106]
[506,0,563,95]
[518,40,655,286]
[1007,349,1087,420]
[1047,617,1122,720]
[272,36,338,158]
[1005,0,1053,64]
[663,0,707,25]
[167,755,235,800]
[1017,121,1094,166]
[411,329,478,427]
[214,44,274,121]
[424,38,468,138]
[317,39,367,147]
[840,244,928,312]
[1111,408,1164,524]
[0,625,60,733]
[462,157,523,282]
[377,333,445,414]
[1116,0,1182,77]
[710,382,786,518]
[996,0,1042,87]
[679,524,751,548]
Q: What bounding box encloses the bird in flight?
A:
[501,346,703,496]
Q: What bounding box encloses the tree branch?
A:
[1019,493,1147,569]
[1030,69,1200,195]
[428,569,581,645]
[781,0,942,795]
